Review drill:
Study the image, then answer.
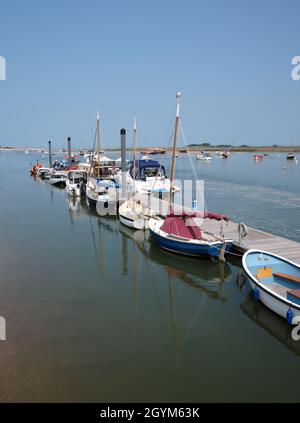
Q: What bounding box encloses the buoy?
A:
[287,308,293,325]
[253,286,259,302]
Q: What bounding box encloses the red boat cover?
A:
[160,211,230,240]
[167,210,230,221]
[161,215,202,240]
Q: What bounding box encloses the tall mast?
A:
[132,117,137,193]
[169,92,181,210]
[97,111,100,178]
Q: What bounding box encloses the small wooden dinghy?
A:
[242,249,300,323]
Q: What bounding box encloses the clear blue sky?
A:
[0,0,300,148]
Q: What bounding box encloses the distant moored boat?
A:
[196,152,212,161]
[287,153,296,160]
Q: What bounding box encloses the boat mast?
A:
[169,92,181,210]
[97,111,100,178]
[132,117,137,194]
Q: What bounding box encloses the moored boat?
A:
[48,173,67,187]
[86,111,120,214]
[149,212,233,259]
[30,163,44,175]
[119,198,153,229]
[86,179,119,214]
[118,118,155,230]
[148,92,233,260]
[242,249,300,323]
[37,167,51,178]
[287,153,296,160]
[66,170,87,197]
[140,147,166,155]
[120,159,179,196]
[196,152,212,161]
[222,151,230,159]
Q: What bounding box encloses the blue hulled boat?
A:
[148,212,233,259]
[148,92,233,260]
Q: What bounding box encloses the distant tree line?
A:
[187,143,234,148]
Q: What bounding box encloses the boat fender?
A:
[253,286,259,302]
[238,222,248,238]
[287,308,293,325]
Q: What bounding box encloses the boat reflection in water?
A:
[66,193,233,304]
[148,242,232,302]
[119,223,232,303]
[241,292,300,357]
[119,223,233,366]
[66,194,236,367]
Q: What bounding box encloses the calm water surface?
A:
[0,151,299,402]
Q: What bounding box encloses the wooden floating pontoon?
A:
[200,219,300,266]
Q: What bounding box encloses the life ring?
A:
[238,222,248,238]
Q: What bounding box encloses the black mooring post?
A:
[67,137,71,166]
[48,140,52,167]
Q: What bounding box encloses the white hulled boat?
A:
[66,170,87,197]
[118,118,155,230]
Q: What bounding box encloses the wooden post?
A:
[169,92,181,211]
[132,117,137,194]
[97,111,100,178]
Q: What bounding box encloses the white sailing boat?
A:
[148,92,233,260]
[121,158,176,196]
[118,118,155,230]
[86,111,119,213]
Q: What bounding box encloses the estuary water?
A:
[0,150,299,402]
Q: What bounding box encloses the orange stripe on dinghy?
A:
[273,273,300,284]
[256,267,273,279]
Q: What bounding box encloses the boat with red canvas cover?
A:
[149,211,233,259]
[148,92,234,260]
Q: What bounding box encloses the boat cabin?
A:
[68,170,87,184]
[129,160,167,181]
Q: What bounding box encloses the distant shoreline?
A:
[1,146,300,153]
